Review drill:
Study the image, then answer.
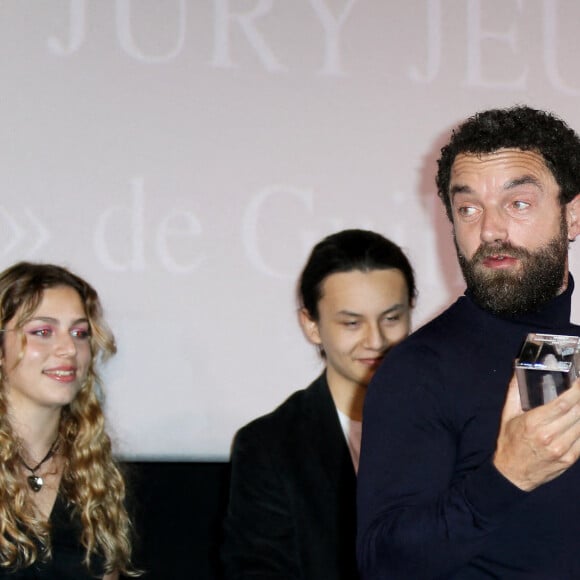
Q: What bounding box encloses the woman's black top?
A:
[0,494,106,579]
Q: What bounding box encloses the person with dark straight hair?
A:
[222,229,416,579]
[357,105,580,579]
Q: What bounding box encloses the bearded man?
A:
[357,105,580,580]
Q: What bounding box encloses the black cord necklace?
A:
[20,438,59,492]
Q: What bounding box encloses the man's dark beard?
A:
[455,217,569,316]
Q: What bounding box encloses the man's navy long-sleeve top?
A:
[357,278,580,579]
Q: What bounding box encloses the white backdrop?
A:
[3,0,580,459]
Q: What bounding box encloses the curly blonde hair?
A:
[0,262,138,575]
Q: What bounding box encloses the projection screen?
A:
[3,0,580,459]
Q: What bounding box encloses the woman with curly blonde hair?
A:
[0,262,137,579]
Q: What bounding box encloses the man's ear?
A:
[298,308,322,346]
[566,194,580,241]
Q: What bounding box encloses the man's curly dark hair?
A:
[436,105,580,221]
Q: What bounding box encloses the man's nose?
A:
[480,207,509,244]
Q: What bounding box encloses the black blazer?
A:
[222,373,359,579]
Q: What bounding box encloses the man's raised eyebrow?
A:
[504,175,544,190]
[449,175,544,198]
[449,184,473,197]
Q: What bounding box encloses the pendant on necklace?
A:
[20,436,59,494]
[27,475,44,492]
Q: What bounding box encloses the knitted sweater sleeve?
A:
[356,342,525,579]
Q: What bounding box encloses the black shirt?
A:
[0,494,106,579]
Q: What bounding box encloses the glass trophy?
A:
[515,333,580,410]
